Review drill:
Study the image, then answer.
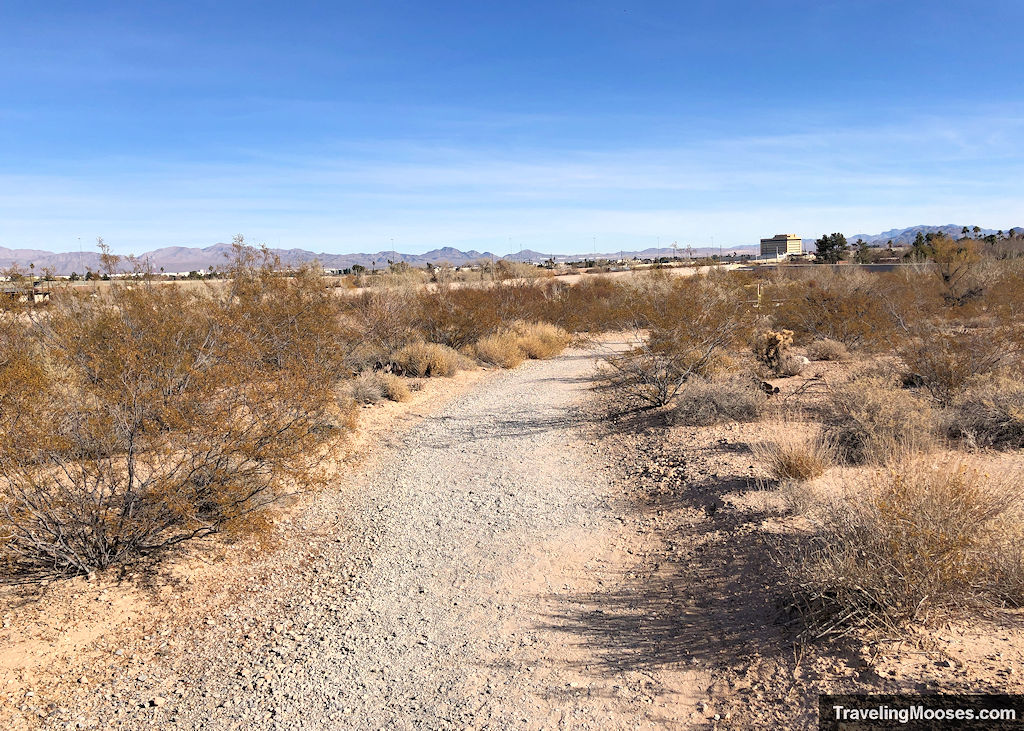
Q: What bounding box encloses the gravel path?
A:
[94,345,697,730]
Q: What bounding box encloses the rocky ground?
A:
[3,342,1023,730]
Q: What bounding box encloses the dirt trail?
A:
[45,344,706,729]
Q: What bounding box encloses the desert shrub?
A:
[753,429,834,482]
[342,288,422,372]
[777,355,806,377]
[930,234,983,305]
[512,321,571,359]
[473,332,526,368]
[770,270,897,350]
[494,260,551,280]
[348,371,412,404]
[779,458,1023,638]
[826,375,935,464]
[391,342,462,377]
[807,338,850,361]
[897,326,1010,405]
[0,248,350,576]
[672,377,768,426]
[416,287,505,349]
[603,274,750,406]
[945,373,1024,449]
[377,372,412,402]
[551,276,632,332]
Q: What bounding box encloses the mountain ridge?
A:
[2,224,1019,274]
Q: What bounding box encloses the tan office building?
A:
[760,234,802,258]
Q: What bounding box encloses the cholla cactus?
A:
[753,329,794,374]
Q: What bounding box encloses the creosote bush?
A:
[897,327,1010,406]
[769,270,899,351]
[672,377,768,426]
[779,458,1024,639]
[391,342,462,377]
[604,274,750,406]
[0,247,350,576]
[826,375,936,464]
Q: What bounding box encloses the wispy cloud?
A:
[2,111,1023,253]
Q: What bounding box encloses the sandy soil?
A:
[1,342,710,729]
[3,340,1023,729]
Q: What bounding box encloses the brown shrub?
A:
[779,458,1023,639]
[806,338,850,361]
[604,274,751,406]
[474,332,526,368]
[1,248,350,576]
[512,321,571,359]
[672,377,768,426]
[341,288,421,372]
[391,342,463,377]
[897,326,1010,405]
[945,373,1024,449]
[348,371,412,404]
[550,276,632,332]
[377,372,412,402]
[769,270,898,350]
[416,287,505,349]
[753,429,834,482]
[777,355,806,377]
[826,375,936,464]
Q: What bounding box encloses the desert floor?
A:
[2,340,1022,730]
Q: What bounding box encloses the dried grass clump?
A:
[778,458,1024,639]
[826,376,936,464]
[777,355,806,377]
[753,429,834,482]
[807,338,850,361]
[473,332,526,368]
[946,373,1024,449]
[348,372,412,404]
[672,377,768,426]
[391,342,462,377]
[511,321,571,359]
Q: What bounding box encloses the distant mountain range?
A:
[1,225,1019,274]
[0,242,755,275]
[846,224,1020,246]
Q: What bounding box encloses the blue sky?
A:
[1,0,1023,254]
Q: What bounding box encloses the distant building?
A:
[760,234,802,258]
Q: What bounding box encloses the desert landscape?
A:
[4,2,1024,728]
[2,232,1024,729]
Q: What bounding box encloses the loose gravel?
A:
[93,346,672,730]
